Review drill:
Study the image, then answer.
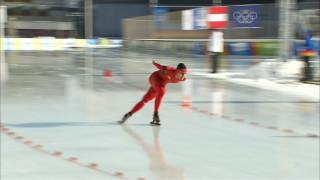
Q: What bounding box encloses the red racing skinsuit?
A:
[129,61,187,115]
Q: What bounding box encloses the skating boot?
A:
[150,112,161,126]
[118,112,131,124]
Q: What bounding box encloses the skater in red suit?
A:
[119,61,187,125]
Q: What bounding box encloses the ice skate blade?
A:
[118,120,126,124]
[150,122,161,126]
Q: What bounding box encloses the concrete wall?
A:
[94,3,149,37]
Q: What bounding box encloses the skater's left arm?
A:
[153,61,176,71]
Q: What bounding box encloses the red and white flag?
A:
[207,6,229,29]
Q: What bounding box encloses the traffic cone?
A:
[103,70,112,77]
[181,96,192,108]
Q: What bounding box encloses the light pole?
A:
[278,0,296,62]
[84,0,93,39]
[0,5,8,82]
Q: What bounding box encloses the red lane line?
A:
[123,82,319,139]
[0,125,137,180]
[266,126,278,130]
[15,136,24,140]
[39,148,128,179]
[68,157,79,161]
[280,129,295,133]
[234,118,245,122]
[88,163,98,168]
[7,132,16,136]
[2,128,10,132]
[33,144,44,149]
[24,140,33,145]
[249,122,260,126]
[221,115,231,119]
[189,106,319,138]
[115,172,124,176]
[53,151,63,156]
[306,133,319,138]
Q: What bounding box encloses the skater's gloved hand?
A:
[153,61,165,70]
[152,60,160,66]
[176,72,186,81]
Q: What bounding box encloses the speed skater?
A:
[119,61,187,125]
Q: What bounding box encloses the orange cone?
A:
[103,70,112,77]
[181,96,192,108]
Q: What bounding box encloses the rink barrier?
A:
[0,123,142,180]
[0,38,123,51]
[127,38,320,57]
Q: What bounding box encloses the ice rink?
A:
[1,49,319,180]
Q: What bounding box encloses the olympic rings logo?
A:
[233,10,258,24]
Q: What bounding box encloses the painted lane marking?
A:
[0,124,143,180]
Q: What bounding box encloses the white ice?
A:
[1,50,319,180]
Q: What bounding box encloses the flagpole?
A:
[208,4,227,73]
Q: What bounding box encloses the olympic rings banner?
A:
[230,5,262,28]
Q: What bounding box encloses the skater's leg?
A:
[150,83,166,125]
[129,87,156,115]
[154,85,166,113]
[119,87,156,124]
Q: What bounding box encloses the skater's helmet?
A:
[176,63,187,73]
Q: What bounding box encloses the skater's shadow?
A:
[121,125,185,180]
[124,123,151,126]
[4,121,120,128]
[5,121,157,128]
